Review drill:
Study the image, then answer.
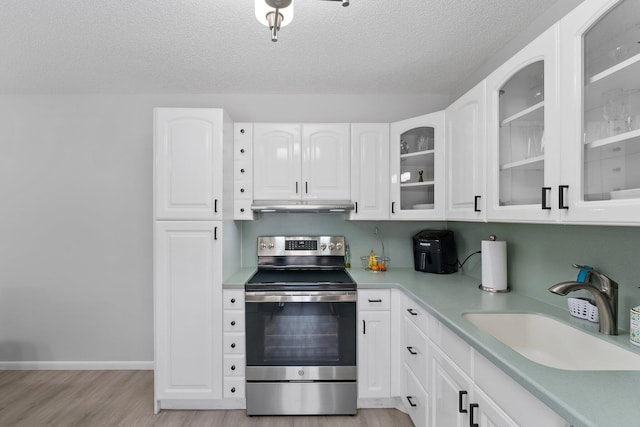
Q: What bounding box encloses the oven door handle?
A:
[245,291,357,303]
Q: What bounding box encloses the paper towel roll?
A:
[481,240,508,291]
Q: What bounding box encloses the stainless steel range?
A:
[245,236,357,416]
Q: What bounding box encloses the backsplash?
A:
[241,215,640,331]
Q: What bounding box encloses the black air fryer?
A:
[412,230,458,274]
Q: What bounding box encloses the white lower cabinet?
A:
[357,290,392,401]
[431,346,473,427]
[154,221,223,407]
[391,291,569,427]
[404,364,429,427]
[223,290,246,400]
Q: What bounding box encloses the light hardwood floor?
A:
[0,370,414,427]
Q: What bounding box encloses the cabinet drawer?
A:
[223,333,245,355]
[223,290,245,310]
[234,200,254,220]
[223,355,245,377]
[403,317,429,386]
[235,181,252,199]
[404,364,429,427]
[358,289,391,311]
[401,295,428,335]
[224,378,246,399]
[223,311,245,332]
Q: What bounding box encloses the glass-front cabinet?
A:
[486,25,560,222]
[561,0,640,224]
[390,111,445,220]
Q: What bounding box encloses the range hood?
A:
[251,200,354,213]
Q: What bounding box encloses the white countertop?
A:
[225,267,640,427]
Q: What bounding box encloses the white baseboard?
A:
[0,361,154,370]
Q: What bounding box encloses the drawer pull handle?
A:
[240,129,245,134]
[406,346,418,355]
[406,308,418,316]
[368,299,382,303]
[406,396,417,408]
[458,390,468,414]
[231,387,236,393]
[469,403,479,427]
[240,148,245,153]
[231,298,236,303]
[240,168,245,173]
[230,321,236,326]
[240,208,245,213]
[230,365,236,371]
[231,343,236,349]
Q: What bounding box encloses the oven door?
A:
[245,291,356,380]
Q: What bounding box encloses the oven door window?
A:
[245,301,356,367]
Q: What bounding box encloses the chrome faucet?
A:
[548,264,618,335]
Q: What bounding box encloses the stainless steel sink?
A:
[463,312,640,370]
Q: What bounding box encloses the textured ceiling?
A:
[0,0,560,95]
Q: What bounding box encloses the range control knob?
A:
[267,242,275,249]
[260,242,267,250]
[336,242,343,250]
[320,243,327,251]
[328,243,335,251]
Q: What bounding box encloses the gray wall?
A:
[0,93,447,363]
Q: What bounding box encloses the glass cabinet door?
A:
[486,25,559,223]
[582,0,640,202]
[399,126,435,209]
[390,111,445,220]
[560,0,640,224]
[498,60,546,207]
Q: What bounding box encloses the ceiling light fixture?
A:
[255,0,350,42]
[255,0,294,42]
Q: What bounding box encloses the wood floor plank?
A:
[0,371,414,427]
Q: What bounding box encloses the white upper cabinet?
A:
[445,81,487,221]
[560,0,640,225]
[154,108,230,220]
[350,123,390,220]
[486,25,561,223]
[302,124,351,200]
[253,123,302,200]
[390,111,446,220]
[253,123,350,201]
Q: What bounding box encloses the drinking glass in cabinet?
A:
[400,127,434,155]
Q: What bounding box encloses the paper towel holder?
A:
[479,234,510,293]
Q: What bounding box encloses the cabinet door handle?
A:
[542,187,552,210]
[469,403,479,427]
[458,390,468,413]
[474,196,481,212]
[214,226,218,240]
[368,299,382,303]
[362,319,366,335]
[406,308,418,316]
[296,182,299,194]
[355,202,358,214]
[305,181,308,194]
[391,201,396,214]
[406,396,417,408]
[559,185,569,209]
[214,199,218,213]
[406,346,418,355]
